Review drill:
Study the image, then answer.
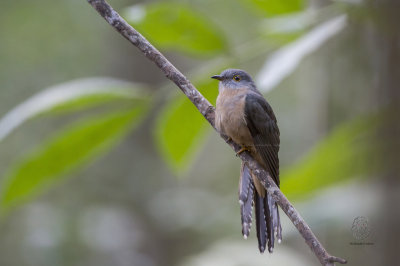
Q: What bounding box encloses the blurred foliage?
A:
[0,0,107,112]
[155,79,220,173]
[0,79,150,212]
[282,113,381,199]
[244,0,305,16]
[47,94,135,115]
[124,3,227,56]
[1,106,147,212]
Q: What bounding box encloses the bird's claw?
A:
[236,146,250,156]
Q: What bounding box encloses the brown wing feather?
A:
[244,93,280,186]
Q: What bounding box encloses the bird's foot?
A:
[236,146,250,156]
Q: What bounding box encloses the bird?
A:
[212,69,282,253]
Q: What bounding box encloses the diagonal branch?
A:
[86,1,347,265]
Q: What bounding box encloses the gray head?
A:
[211,69,256,91]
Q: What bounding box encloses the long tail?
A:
[239,163,282,253]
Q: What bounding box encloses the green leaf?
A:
[245,0,305,16]
[281,114,381,199]
[0,78,147,142]
[124,3,226,56]
[155,79,219,173]
[263,31,304,46]
[1,105,148,211]
[46,94,135,115]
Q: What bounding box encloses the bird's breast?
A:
[215,89,253,146]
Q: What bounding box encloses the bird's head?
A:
[211,69,256,91]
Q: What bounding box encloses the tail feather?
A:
[272,199,282,243]
[264,194,274,252]
[239,163,252,204]
[241,183,254,238]
[257,189,282,253]
[239,163,254,238]
[239,163,282,253]
[255,193,267,253]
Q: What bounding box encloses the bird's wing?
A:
[244,93,280,187]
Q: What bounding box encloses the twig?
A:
[86,1,347,265]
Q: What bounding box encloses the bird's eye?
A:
[233,75,241,82]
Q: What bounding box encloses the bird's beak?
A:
[211,75,223,81]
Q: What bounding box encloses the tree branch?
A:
[86,1,347,265]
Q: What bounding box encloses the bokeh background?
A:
[0,0,399,265]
